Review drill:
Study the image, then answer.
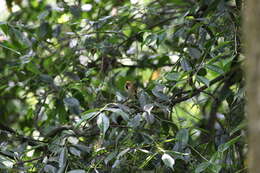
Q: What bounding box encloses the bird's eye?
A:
[125,83,129,89]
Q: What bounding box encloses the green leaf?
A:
[180,59,192,71]
[152,85,170,101]
[144,34,157,45]
[212,41,232,51]
[112,159,121,168]
[105,108,129,121]
[69,147,81,157]
[167,150,190,156]
[223,56,235,72]
[38,10,50,20]
[218,135,241,152]
[0,163,8,169]
[209,163,222,173]
[117,148,130,159]
[0,22,8,35]
[210,152,221,163]
[73,144,91,153]
[197,68,207,76]
[143,112,155,124]
[176,129,189,147]
[196,75,210,87]
[188,47,201,59]
[104,151,118,165]
[63,97,80,107]
[38,22,51,38]
[138,91,151,109]
[195,162,211,173]
[39,74,54,84]
[70,5,82,18]
[206,64,224,75]
[140,153,157,168]
[26,62,40,74]
[63,97,81,115]
[128,114,142,128]
[0,43,21,55]
[59,148,67,168]
[10,27,31,47]
[156,31,167,46]
[19,50,35,64]
[67,170,85,173]
[97,113,110,135]
[44,165,57,173]
[230,121,247,136]
[143,104,154,114]
[76,111,98,127]
[165,72,180,81]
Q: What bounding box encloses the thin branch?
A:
[117,16,178,48]
[15,156,45,165]
[117,62,176,69]
[170,74,225,106]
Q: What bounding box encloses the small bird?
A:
[125,81,137,100]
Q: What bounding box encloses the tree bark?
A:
[244,1,260,172]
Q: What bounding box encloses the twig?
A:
[15,156,44,165]
[117,16,178,48]
[170,74,225,106]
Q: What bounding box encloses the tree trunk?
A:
[244,1,260,172]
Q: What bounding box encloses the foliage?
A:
[0,0,246,172]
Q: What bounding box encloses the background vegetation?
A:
[0,0,246,172]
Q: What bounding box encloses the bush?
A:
[0,0,245,172]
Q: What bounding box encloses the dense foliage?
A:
[0,0,246,172]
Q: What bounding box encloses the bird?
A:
[125,81,137,100]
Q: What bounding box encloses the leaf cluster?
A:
[0,0,246,172]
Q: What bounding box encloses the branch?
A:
[15,156,45,166]
[170,74,225,106]
[0,123,16,134]
[117,62,176,69]
[44,125,100,138]
[44,125,72,138]
[117,16,178,48]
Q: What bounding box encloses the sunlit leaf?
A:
[161,153,175,169]
[97,113,110,135]
[117,148,130,159]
